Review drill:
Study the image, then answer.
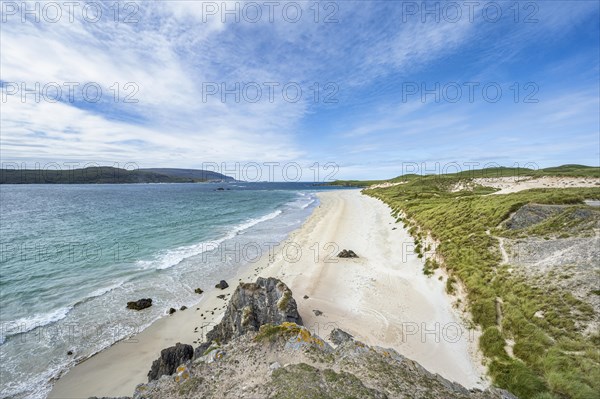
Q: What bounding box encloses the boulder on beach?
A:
[147,342,194,381]
[180,306,187,311]
[169,308,176,315]
[126,298,152,311]
[194,288,204,294]
[215,280,229,289]
[338,249,359,258]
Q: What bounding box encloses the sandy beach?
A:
[50,189,486,398]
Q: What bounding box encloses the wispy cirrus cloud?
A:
[1,1,598,178]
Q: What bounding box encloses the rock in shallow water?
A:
[126,298,152,311]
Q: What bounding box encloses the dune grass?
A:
[364,174,600,399]
[328,164,599,187]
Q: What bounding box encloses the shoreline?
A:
[50,190,486,397]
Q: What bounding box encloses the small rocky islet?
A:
[126,298,152,311]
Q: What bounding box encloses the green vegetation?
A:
[449,164,599,179]
[277,289,292,311]
[501,206,600,239]
[255,322,303,342]
[423,258,439,276]
[364,171,600,399]
[0,167,231,184]
[328,164,599,188]
[445,276,457,294]
[270,363,383,399]
[325,179,385,187]
[480,327,507,359]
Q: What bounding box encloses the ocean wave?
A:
[1,306,72,344]
[136,209,284,271]
[286,192,317,210]
[301,199,316,209]
[0,280,128,346]
[231,209,282,235]
[73,281,126,306]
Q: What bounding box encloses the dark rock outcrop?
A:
[194,288,203,294]
[126,298,152,311]
[168,308,176,315]
[135,324,517,399]
[147,343,193,381]
[504,204,566,230]
[338,249,358,258]
[215,280,229,289]
[89,397,131,399]
[329,328,354,345]
[180,306,187,311]
[205,277,302,345]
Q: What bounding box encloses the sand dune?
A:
[474,176,600,195]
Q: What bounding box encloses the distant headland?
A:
[0,167,234,184]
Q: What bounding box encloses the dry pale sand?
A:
[50,190,486,398]
[474,176,600,195]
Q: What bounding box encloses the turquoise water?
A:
[0,183,331,398]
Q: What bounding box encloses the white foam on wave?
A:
[232,209,282,234]
[0,280,127,346]
[76,281,126,305]
[136,209,283,271]
[1,306,72,344]
[286,192,317,210]
[301,199,316,209]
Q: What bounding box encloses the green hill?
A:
[0,167,233,184]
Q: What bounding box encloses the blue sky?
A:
[1,0,599,180]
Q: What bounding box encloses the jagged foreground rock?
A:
[205,277,302,344]
[125,278,516,399]
[147,343,193,382]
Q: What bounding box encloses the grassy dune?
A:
[363,170,600,399]
[329,165,600,186]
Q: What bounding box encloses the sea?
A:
[0,182,344,398]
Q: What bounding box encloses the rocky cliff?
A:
[113,278,517,399]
